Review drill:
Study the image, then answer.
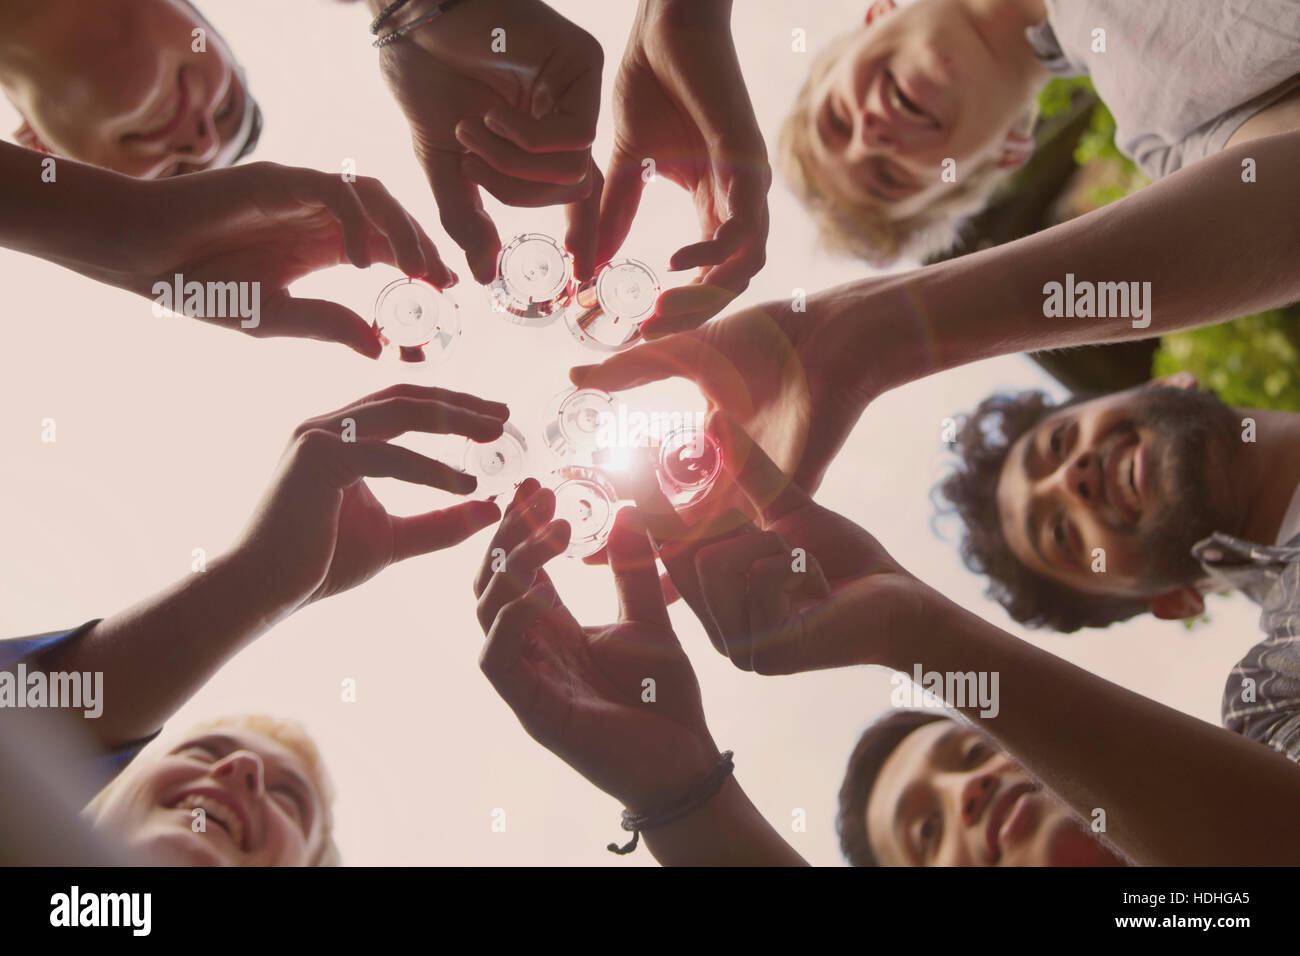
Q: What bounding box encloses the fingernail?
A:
[483,112,507,135]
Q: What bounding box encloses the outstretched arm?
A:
[652,416,1300,866]
[29,386,507,751]
[473,481,806,865]
[576,131,1300,492]
[844,129,1300,395]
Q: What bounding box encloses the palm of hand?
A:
[695,302,869,494]
[518,613,714,810]
[307,482,397,605]
[131,189,355,304]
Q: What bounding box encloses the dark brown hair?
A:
[837,710,952,866]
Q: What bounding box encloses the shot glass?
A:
[656,426,723,506]
[564,258,659,352]
[542,387,617,462]
[372,277,461,364]
[489,233,575,326]
[550,466,619,559]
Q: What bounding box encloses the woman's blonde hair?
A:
[776,29,1036,266]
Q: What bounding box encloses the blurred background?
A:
[0,0,1275,865]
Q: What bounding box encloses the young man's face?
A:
[866,720,1123,865]
[89,727,326,866]
[805,0,1033,216]
[14,0,254,178]
[994,384,1243,601]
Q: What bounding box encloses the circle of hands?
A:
[90,0,935,818]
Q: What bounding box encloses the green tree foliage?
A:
[1153,307,1300,412]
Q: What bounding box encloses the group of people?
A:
[1,0,1298,867]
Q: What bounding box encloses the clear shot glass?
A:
[564,258,660,352]
[372,277,461,364]
[550,466,619,559]
[656,426,723,506]
[542,387,617,462]
[489,233,575,326]
[461,422,529,499]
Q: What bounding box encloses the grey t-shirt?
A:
[1027,0,1300,180]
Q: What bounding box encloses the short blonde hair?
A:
[777,30,1035,266]
[89,713,341,867]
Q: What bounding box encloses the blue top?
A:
[1,620,161,798]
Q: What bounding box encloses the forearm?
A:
[641,775,808,866]
[33,551,295,750]
[831,130,1300,394]
[879,590,1300,865]
[0,141,139,280]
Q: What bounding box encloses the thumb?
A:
[264,295,383,359]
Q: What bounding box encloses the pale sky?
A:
[0,0,1265,865]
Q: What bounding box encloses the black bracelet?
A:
[369,0,414,34]
[372,0,472,48]
[607,751,735,855]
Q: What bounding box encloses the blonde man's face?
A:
[806,0,1027,216]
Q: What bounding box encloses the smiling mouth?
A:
[984,781,1039,864]
[171,792,248,851]
[1104,434,1143,523]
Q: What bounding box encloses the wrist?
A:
[212,546,308,629]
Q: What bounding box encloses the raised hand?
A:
[627,414,932,675]
[572,289,879,496]
[597,0,770,336]
[97,161,456,358]
[374,0,604,282]
[233,385,509,612]
[473,480,720,814]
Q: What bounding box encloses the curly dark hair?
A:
[934,390,1148,633]
[838,709,953,866]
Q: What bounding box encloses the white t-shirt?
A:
[1027,0,1300,180]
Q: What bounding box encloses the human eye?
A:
[1048,423,1067,459]
[177,742,217,762]
[827,101,852,138]
[963,738,992,768]
[216,82,238,123]
[271,785,305,823]
[916,813,942,862]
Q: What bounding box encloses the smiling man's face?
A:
[13,0,255,178]
[995,384,1243,601]
[804,0,1033,217]
[90,727,326,866]
[866,720,1123,866]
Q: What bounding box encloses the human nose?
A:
[1062,447,1103,507]
[858,110,898,151]
[211,749,265,795]
[959,770,998,828]
[169,109,220,166]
